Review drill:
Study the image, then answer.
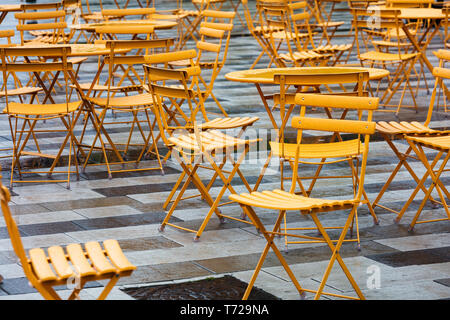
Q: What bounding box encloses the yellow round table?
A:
[225,66,389,84]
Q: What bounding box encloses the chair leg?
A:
[242,206,306,300]
[310,208,365,300]
[395,150,443,224]
[406,141,450,231]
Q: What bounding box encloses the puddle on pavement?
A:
[122,275,280,300]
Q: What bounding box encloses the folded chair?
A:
[78,39,173,178]
[145,65,259,241]
[1,46,83,189]
[169,9,236,116]
[0,179,136,300]
[272,91,379,251]
[144,50,259,159]
[101,7,156,22]
[230,93,376,300]
[374,50,450,225]
[352,8,421,115]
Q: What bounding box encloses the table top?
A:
[225,67,390,84]
[71,19,178,31]
[0,5,21,13]
[375,7,445,19]
[20,43,131,56]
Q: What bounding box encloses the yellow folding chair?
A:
[385,0,434,8]
[443,8,450,49]
[400,134,450,231]
[79,39,171,178]
[1,46,83,189]
[258,1,331,68]
[271,90,380,251]
[144,50,259,157]
[351,8,421,115]
[0,179,136,300]
[169,9,236,116]
[374,50,450,224]
[145,65,259,241]
[229,93,376,300]
[15,10,69,45]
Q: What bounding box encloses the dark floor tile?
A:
[366,246,450,267]
[18,221,86,236]
[118,236,182,252]
[0,277,38,295]
[72,212,176,230]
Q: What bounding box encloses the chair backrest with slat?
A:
[144,65,201,147]
[15,10,68,45]
[290,93,377,199]
[0,46,74,114]
[89,39,173,109]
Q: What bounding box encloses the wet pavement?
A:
[0,0,448,301]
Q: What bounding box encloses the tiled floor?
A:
[0,0,449,300]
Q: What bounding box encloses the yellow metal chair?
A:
[169,9,236,116]
[443,8,450,50]
[79,40,171,178]
[0,30,43,161]
[374,50,450,223]
[401,134,450,231]
[0,179,136,300]
[241,0,281,69]
[229,93,376,300]
[258,1,332,68]
[145,65,259,241]
[1,46,83,189]
[351,8,421,115]
[269,87,380,251]
[143,62,258,207]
